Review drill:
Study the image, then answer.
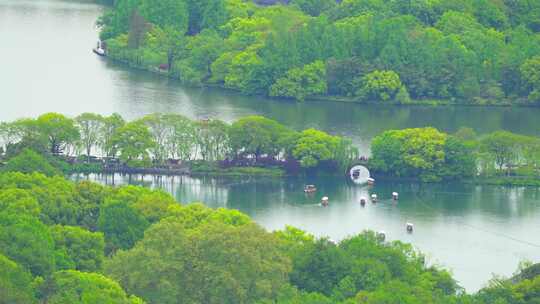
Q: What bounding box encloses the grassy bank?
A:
[189,161,285,177]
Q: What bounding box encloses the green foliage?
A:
[0,254,37,304]
[139,0,188,33]
[0,170,538,302]
[51,225,105,272]
[291,0,336,17]
[106,218,290,304]
[356,70,404,102]
[270,60,327,101]
[36,113,80,155]
[370,127,476,181]
[98,200,150,254]
[1,113,357,176]
[109,185,177,223]
[75,113,104,160]
[290,239,353,295]
[112,121,155,167]
[39,270,144,304]
[0,188,41,217]
[292,129,356,171]
[287,231,459,302]
[0,212,56,276]
[98,0,540,105]
[2,149,61,177]
[195,119,231,161]
[521,56,540,102]
[229,115,295,159]
[0,172,85,226]
[101,113,126,158]
[165,203,252,229]
[479,130,540,175]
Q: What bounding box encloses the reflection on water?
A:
[3,0,540,293]
[72,173,540,291]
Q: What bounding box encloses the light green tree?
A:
[356,70,404,102]
[111,121,155,167]
[36,113,80,155]
[98,200,150,254]
[0,254,37,304]
[39,270,145,304]
[521,56,540,103]
[75,113,104,161]
[51,225,105,272]
[292,129,340,169]
[0,213,56,276]
[270,61,327,101]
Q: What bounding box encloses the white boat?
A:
[93,47,105,56]
[321,196,329,206]
[406,223,414,232]
[93,41,106,56]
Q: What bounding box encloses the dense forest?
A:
[97,0,540,104]
[1,164,540,303]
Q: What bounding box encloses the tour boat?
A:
[406,223,414,233]
[304,184,317,193]
[360,197,367,206]
[93,41,106,56]
[321,196,329,207]
[93,48,105,56]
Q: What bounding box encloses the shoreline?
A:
[65,163,540,187]
[102,54,537,108]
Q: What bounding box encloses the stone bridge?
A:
[346,158,372,179]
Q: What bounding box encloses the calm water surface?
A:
[3,0,540,291]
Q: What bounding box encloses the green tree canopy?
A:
[75,113,104,161]
[229,115,294,159]
[0,213,56,276]
[39,270,144,304]
[112,121,155,167]
[521,56,540,102]
[106,212,290,304]
[356,70,404,102]
[370,127,476,181]
[270,61,327,101]
[51,225,105,272]
[36,113,80,155]
[0,188,41,217]
[292,129,341,169]
[97,200,150,254]
[139,0,189,33]
[0,254,37,304]
[2,149,61,177]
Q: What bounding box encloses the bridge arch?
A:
[348,163,371,184]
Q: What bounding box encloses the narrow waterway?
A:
[3,0,540,291]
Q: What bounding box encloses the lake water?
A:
[3,0,540,291]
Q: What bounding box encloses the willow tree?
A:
[195,119,230,161]
[111,121,155,167]
[100,113,126,159]
[36,113,80,155]
[75,113,104,161]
